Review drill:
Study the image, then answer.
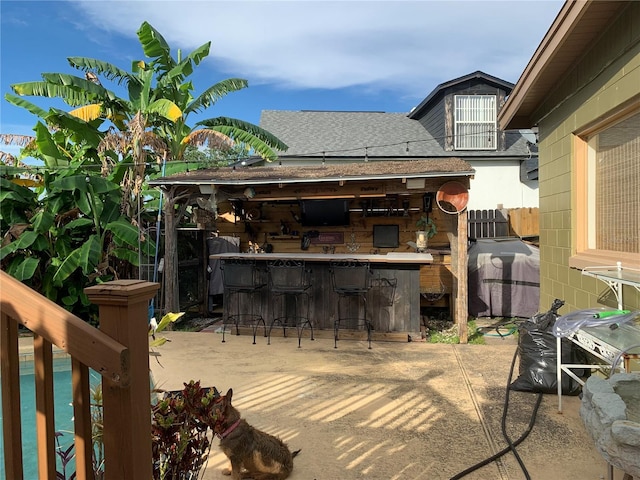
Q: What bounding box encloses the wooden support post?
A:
[34,334,56,480]
[72,358,94,480]
[457,212,468,343]
[85,280,159,480]
[0,312,23,479]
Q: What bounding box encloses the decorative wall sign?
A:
[310,232,344,244]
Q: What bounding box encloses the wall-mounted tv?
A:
[300,199,350,226]
[373,225,399,248]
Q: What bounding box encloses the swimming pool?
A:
[0,356,99,479]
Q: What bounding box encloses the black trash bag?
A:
[509,299,582,395]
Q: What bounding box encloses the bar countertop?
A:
[209,252,433,264]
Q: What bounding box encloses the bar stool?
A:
[267,259,314,348]
[330,259,374,349]
[220,257,267,344]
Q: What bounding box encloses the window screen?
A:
[592,111,640,253]
[454,95,497,150]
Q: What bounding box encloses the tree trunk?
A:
[163,188,180,314]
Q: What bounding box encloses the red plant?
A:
[151,380,219,479]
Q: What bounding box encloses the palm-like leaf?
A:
[35,122,68,167]
[67,57,138,87]
[68,104,103,122]
[137,22,174,70]
[182,129,233,149]
[46,108,104,146]
[12,81,91,108]
[197,116,287,150]
[4,93,48,119]
[8,257,39,281]
[106,218,144,249]
[167,42,211,81]
[147,99,182,122]
[52,247,83,286]
[185,78,248,115]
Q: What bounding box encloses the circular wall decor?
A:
[436,181,469,214]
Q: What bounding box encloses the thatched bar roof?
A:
[149,158,474,187]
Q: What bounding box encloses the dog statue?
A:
[213,388,300,480]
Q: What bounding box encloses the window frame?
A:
[570,103,640,270]
[453,94,497,151]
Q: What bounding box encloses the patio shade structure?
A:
[148,158,475,340]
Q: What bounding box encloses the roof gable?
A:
[408,71,514,120]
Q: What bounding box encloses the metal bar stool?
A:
[220,257,267,344]
[267,259,314,348]
[329,259,374,349]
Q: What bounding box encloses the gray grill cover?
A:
[468,239,540,318]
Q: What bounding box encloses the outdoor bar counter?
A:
[210,252,433,335]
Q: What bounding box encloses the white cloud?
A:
[73,1,563,98]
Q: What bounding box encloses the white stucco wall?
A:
[466,160,538,210]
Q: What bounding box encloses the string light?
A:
[2,127,520,173]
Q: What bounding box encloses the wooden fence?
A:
[0,271,159,479]
[467,207,539,240]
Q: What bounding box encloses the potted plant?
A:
[415,215,437,251]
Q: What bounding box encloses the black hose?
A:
[450,345,543,480]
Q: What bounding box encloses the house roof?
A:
[260,109,531,160]
[148,158,475,188]
[499,0,629,130]
[408,71,514,120]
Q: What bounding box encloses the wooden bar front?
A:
[211,252,433,335]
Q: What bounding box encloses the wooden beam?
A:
[0,271,129,385]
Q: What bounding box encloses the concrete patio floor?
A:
[149,330,625,480]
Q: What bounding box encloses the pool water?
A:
[0,356,98,479]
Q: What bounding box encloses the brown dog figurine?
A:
[214,388,300,480]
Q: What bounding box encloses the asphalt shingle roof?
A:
[260,110,531,159]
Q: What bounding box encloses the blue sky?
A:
[1,0,563,159]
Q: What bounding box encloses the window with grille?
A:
[572,108,640,268]
[454,95,497,150]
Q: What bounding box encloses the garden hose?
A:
[450,345,543,479]
[481,325,518,338]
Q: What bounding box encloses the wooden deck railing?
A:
[0,271,159,480]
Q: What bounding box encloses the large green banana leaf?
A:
[7,257,40,281]
[197,116,288,150]
[51,234,101,285]
[31,210,55,233]
[106,217,144,248]
[137,22,172,63]
[185,78,248,115]
[4,93,48,118]
[35,122,68,167]
[67,57,137,86]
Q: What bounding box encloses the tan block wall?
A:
[536,2,640,313]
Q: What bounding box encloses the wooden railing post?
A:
[85,280,159,480]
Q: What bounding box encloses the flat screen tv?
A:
[373,225,399,248]
[300,199,350,226]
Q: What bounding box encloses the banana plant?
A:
[4,21,290,315]
[0,166,156,318]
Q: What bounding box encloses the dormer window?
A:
[454,95,497,150]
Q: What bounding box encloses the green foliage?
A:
[3,20,289,320]
[0,162,155,320]
[416,215,437,239]
[427,320,485,344]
